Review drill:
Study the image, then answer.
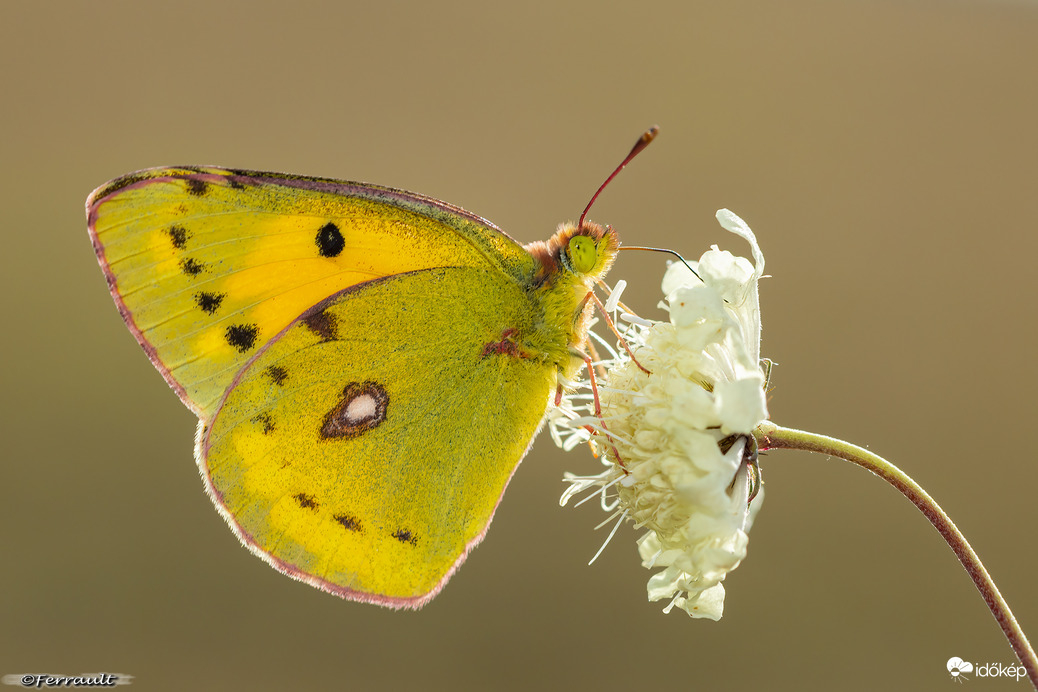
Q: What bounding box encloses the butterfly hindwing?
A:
[87,167,537,417]
[200,266,556,607]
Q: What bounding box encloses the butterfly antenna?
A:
[620,245,701,280]
[578,125,659,229]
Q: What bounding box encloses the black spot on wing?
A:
[295,493,319,511]
[166,225,189,249]
[186,178,209,196]
[194,291,225,315]
[265,365,288,386]
[315,222,345,257]
[334,514,363,533]
[251,413,275,434]
[303,310,338,341]
[225,324,258,353]
[180,258,206,276]
[392,529,417,546]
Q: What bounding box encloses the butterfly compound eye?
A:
[567,235,598,274]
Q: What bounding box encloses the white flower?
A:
[552,209,768,620]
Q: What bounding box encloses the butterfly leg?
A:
[562,349,629,473]
[585,291,650,375]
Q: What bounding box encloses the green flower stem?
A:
[756,421,1037,689]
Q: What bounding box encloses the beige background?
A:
[3,2,1036,690]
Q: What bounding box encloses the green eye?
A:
[567,235,597,274]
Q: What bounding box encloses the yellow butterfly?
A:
[86,129,655,608]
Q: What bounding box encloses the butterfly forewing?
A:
[87,167,535,417]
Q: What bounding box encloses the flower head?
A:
[552,209,768,620]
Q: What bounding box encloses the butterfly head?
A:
[528,221,619,285]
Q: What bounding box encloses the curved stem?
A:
[756,421,1037,689]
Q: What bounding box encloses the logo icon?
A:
[947,657,974,682]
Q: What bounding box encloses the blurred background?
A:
[3,1,1036,690]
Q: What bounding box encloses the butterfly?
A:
[86,128,656,608]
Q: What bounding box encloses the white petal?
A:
[716,209,764,279]
[682,583,726,620]
[662,260,703,295]
[669,285,729,350]
[637,531,663,564]
[646,566,684,601]
[715,376,768,433]
[697,247,756,305]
